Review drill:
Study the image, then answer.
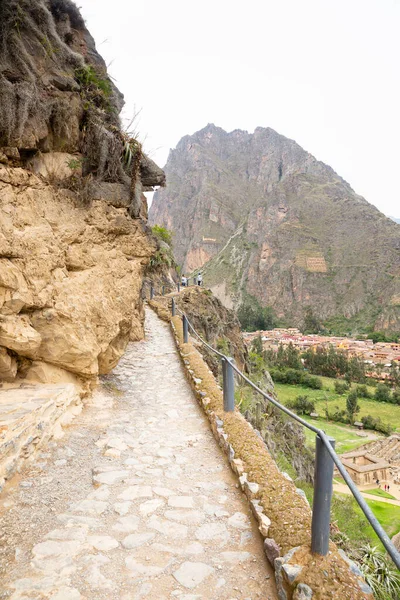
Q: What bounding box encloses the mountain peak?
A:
[150,125,400,333]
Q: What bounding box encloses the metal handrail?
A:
[160,292,400,569]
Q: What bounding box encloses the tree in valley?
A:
[303,306,321,334]
[346,391,360,424]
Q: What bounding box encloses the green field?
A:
[331,493,400,552]
[274,376,400,433]
[366,488,396,500]
[366,499,400,539]
[300,417,371,453]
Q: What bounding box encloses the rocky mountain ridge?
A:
[150,124,400,333]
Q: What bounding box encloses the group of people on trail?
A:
[375,479,391,493]
[181,272,203,287]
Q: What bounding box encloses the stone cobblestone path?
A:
[0,309,277,600]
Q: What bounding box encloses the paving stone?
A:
[86,565,113,589]
[124,457,140,465]
[57,514,101,528]
[122,533,155,549]
[195,522,229,541]
[227,512,251,530]
[173,561,214,589]
[165,509,204,524]
[89,486,111,501]
[106,438,128,451]
[87,535,119,551]
[240,531,253,547]
[139,498,164,515]
[114,501,132,515]
[125,557,164,577]
[93,470,129,485]
[32,540,82,558]
[45,528,87,542]
[168,495,194,508]
[112,515,140,533]
[204,503,229,517]
[118,486,153,500]
[153,486,174,498]
[148,515,188,539]
[71,499,108,515]
[219,551,252,563]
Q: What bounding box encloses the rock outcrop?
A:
[150,124,400,333]
[149,286,248,372]
[0,1,164,386]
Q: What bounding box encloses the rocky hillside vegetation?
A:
[150,124,400,334]
[0,0,164,389]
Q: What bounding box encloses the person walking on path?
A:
[181,274,187,287]
[197,272,203,286]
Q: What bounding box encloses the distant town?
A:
[243,328,400,380]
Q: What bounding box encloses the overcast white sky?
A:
[78,0,400,217]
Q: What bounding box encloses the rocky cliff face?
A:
[0,1,164,388]
[150,124,400,332]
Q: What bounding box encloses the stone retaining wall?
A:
[156,307,374,600]
[0,384,82,493]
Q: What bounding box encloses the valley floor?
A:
[0,309,276,600]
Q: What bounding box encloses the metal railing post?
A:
[311,434,335,556]
[182,315,189,343]
[171,298,176,317]
[150,285,154,300]
[222,357,235,412]
[162,285,165,295]
[177,283,180,293]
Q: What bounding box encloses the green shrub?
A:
[392,388,400,405]
[375,383,391,403]
[325,405,348,423]
[269,367,323,390]
[287,395,316,416]
[303,374,323,389]
[334,380,350,395]
[355,384,371,399]
[75,65,112,97]
[361,415,393,435]
[151,225,173,246]
[359,544,400,600]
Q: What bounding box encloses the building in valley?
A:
[340,451,390,486]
